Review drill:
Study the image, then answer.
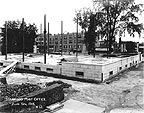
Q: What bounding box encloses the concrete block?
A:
[81,64,88,69]
[75,64,81,68]
[86,72,94,76]
[103,74,109,80]
[93,74,101,79]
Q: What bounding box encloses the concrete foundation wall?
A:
[61,54,142,82]
[17,62,61,74]
[0,60,13,67]
[61,63,103,81]
[102,55,141,80]
[1,53,142,82]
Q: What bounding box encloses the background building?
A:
[35,32,84,53]
[120,41,139,53]
[139,42,144,54]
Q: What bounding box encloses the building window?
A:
[55,41,58,44]
[119,67,122,70]
[35,67,41,71]
[69,40,73,43]
[0,62,3,66]
[64,45,67,48]
[64,36,67,40]
[69,45,72,48]
[39,38,43,41]
[109,71,113,75]
[24,65,29,69]
[64,41,67,44]
[36,38,39,41]
[75,71,84,77]
[46,68,53,72]
[69,36,73,39]
[55,37,58,40]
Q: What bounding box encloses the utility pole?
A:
[61,21,63,56]
[44,14,47,64]
[22,18,25,62]
[47,22,50,55]
[5,21,7,60]
[76,17,78,57]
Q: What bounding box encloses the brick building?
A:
[35,32,84,53]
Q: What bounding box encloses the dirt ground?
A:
[5,61,144,112]
[66,62,144,112]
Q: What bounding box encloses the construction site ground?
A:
[5,62,144,113]
[1,54,144,112]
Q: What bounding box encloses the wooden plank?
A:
[0,61,17,76]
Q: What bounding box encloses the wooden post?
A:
[5,21,7,60]
[61,21,63,56]
[47,22,50,55]
[40,24,42,53]
[22,18,25,62]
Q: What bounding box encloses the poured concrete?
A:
[55,99,105,113]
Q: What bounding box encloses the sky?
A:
[0,0,144,42]
[0,0,93,34]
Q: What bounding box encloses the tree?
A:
[1,20,37,55]
[74,8,97,55]
[94,0,144,53]
[74,0,144,55]
[84,14,97,56]
[74,8,92,33]
[24,23,38,53]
